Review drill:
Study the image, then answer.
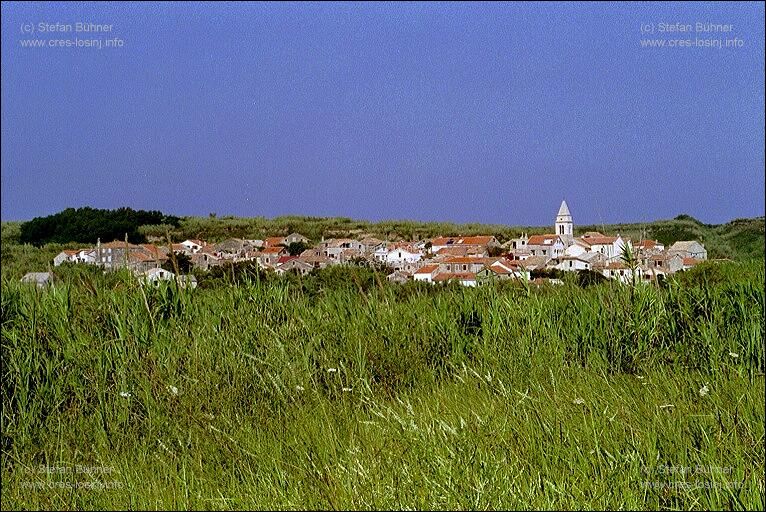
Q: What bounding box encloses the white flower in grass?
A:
[295,385,305,392]
[168,385,179,395]
[326,368,338,373]
[342,387,353,392]
[573,398,585,405]
[729,352,739,359]
[699,384,710,397]
[119,391,132,398]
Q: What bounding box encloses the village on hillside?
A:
[25,201,710,288]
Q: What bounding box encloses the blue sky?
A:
[2,1,764,225]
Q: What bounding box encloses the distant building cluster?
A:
[27,201,709,288]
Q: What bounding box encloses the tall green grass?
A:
[1,261,764,509]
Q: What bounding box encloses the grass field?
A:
[1,260,764,509]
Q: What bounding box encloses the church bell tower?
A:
[555,200,573,236]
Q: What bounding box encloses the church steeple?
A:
[555,200,573,236]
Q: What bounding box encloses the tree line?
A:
[18,207,180,246]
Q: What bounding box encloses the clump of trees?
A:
[19,207,180,246]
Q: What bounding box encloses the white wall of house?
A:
[53,252,74,266]
[564,243,587,257]
[384,249,422,266]
[181,240,203,254]
[555,258,591,272]
[590,236,630,260]
[413,269,437,283]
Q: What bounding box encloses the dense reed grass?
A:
[1,261,764,509]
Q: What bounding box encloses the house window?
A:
[463,265,467,271]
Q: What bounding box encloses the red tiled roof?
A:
[262,247,285,254]
[582,236,619,246]
[415,264,439,274]
[683,258,703,266]
[435,247,474,256]
[265,237,286,247]
[140,244,163,258]
[431,236,494,246]
[277,255,298,264]
[128,252,153,263]
[443,257,488,264]
[527,234,559,246]
[100,240,141,249]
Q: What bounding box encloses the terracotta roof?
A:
[140,244,163,258]
[265,237,286,247]
[277,255,297,264]
[431,236,495,246]
[62,249,78,255]
[435,247,476,256]
[527,234,560,246]
[100,240,141,249]
[636,240,659,248]
[262,247,285,254]
[386,242,418,252]
[415,264,439,274]
[683,258,703,266]
[128,252,153,263]
[443,257,488,264]
[582,236,619,246]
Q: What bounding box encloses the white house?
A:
[526,234,565,259]
[413,264,439,283]
[181,239,205,254]
[432,272,477,287]
[141,268,197,288]
[53,250,79,266]
[553,255,592,272]
[376,244,422,267]
[581,233,630,260]
[321,239,364,260]
[563,238,590,257]
[599,262,644,284]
